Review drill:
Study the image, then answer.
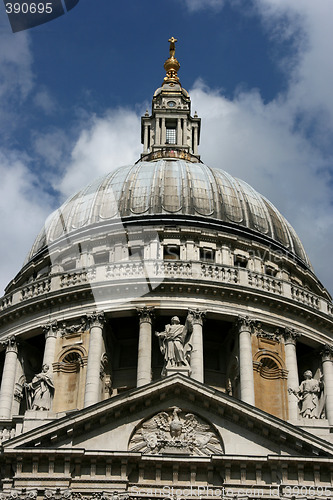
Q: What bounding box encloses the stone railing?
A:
[0,422,16,444]
[291,283,320,310]
[248,271,282,294]
[0,260,331,318]
[20,277,51,301]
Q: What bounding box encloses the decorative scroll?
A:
[129,406,223,456]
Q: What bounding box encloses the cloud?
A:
[182,0,225,12]
[0,150,53,293]
[58,108,142,197]
[33,88,56,115]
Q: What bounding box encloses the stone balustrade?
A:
[20,278,51,301]
[0,260,331,318]
[0,422,16,444]
[291,283,320,309]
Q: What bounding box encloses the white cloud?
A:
[0,150,52,293]
[58,108,142,197]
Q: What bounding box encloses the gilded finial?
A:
[163,36,181,86]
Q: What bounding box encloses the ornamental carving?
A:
[136,306,154,323]
[282,327,300,345]
[88,311,105,329]
[129,406,223,456]
[0,491,37,500]
[254,322,281,343]
[1,335,18,352]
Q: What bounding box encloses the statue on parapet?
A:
[155,314,193,376]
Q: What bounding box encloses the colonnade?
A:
[1,311,333,425]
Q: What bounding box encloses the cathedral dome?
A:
[26,159,310,269]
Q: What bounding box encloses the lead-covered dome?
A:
[26,159,311,268]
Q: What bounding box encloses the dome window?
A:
[265,265,278,277]
[166,127,176,144]
[164,244,180,260]
[200,247,215,262]
[234,253,248,268]
[94,252,109,265]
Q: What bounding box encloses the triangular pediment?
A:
[4,375,333,457]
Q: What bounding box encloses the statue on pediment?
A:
[296,370,321,419]
[25,364,55,411]
[155,314,193,376]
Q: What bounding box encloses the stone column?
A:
[177,118,182,146]
[161,118,166,146]
[155,118,160,146]
[189,309,206,383]
[136,306,154,387]
[42,322,58,368]
[84,311,105,408]
[143,123,149,153]
[0,336,18,419]
[237,316,255,405]
[183,118,187,146]
[193,126,198,155]
[283,328,300,421]
[321,345,333,425]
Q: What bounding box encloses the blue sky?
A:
[0,0,333,296]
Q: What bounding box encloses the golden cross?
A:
[168,37,178,58]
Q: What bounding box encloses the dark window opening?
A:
[94,252,109,265]
[200,248,215,262]
[164,245,180,260]
[128,246,143,259]
[265,265,277,277]
[234,255,248,268]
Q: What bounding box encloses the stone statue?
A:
[25,364,55,411]
[296,370,321,419]
[155,314,193,375]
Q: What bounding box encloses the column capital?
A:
[282,327,300,346]
[88,311,105,329]
[188,308,206,326]
[237,315,253,332]
[136,306,154,324]
[1,335,18,353]
[42,321,59,339]
[321,344,333,362]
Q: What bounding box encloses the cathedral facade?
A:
[1,38,333,500]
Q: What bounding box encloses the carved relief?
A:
[129,406,223,456]
[253,322,281,343]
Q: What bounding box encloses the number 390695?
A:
[5,2,53,14]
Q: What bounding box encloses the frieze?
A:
[129,406,223,456]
